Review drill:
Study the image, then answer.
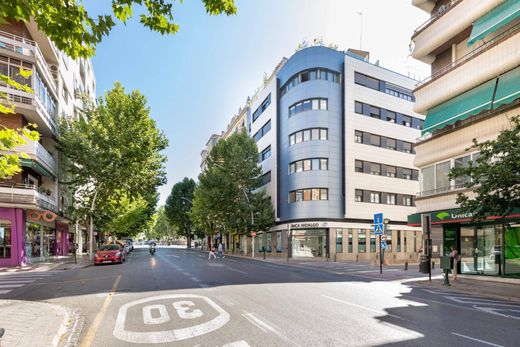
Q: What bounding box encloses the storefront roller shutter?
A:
[422,78,496,135]
[468,0,520,46]
[493,65,520,108]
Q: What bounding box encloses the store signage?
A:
[290,222,328,229]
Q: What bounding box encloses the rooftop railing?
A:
[412,0,463,38]
[417,182,467,198]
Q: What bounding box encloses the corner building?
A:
[243,46,424,263]
[408,0,520,276]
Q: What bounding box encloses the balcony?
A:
[2,140,57,178]
[413,27,520,114]
[416,182,467,198]
[0,183,58,212]
[411,0,503,63]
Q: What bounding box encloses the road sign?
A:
[373,213,384,235]
[381,234,387,242]
[381,241,387,250]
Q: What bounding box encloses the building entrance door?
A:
[291,229,327,258]
[476,225,501,275]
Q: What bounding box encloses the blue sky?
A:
[88,0,429,205]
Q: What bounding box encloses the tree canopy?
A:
[165,177,197,247]
[58,82,167,233]
[0,0,237,58]
[151,205,177,241]
[190,130,275,236]
[450,115,520,221]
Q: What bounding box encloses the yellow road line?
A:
[80,274,122,347]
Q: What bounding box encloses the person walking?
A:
[208,246,216,260]
[217,241,224,259]
[450,245,459,281]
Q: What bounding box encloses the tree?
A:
[58,82,167,258]
[152,205,177,241]
[0,0,237,59]
[165,177,196,248]
[449,115,520,221]
[191,130,275,241]
[0,68,39,179]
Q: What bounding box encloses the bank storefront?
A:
[409,208,520,276]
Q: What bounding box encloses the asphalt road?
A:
[1,247,519,347]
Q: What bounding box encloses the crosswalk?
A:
[0,271,57,295]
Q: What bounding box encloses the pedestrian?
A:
[208,246,216,260]
[450,245,459,280]
[217,241,224,258]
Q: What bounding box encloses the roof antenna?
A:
[356,12,363,50]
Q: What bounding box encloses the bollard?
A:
[404,261,408,271]
[356,254,359,262]
[263,247,266,260]
[432,261,435,270]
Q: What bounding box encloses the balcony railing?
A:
[0,183,57,211]
[417,182,467,198]
[416,22,520,89]
[412,0,463,38]
[3,140,58,177]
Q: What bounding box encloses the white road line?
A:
[241,312,298,346]
[0,289,11,294]
[226,268,248,275]
[451,332,504,347]
[222,340,251,347]
[321,295,407,321]
[0,280,34,284]
[216,295,235,307]
[190,277,201,282]
[0,284,25,288]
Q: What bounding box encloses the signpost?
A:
[251,231,256,258]
[374,213,384,274]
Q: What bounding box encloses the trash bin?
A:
[419,255,430,273]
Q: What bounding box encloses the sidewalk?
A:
[0,255,92,273]
[0,300,76,347]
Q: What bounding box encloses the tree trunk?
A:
[88,190,98,261]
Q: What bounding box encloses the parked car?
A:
[106,240,130,255]
[94,244,125,265]
[123,239,134,251]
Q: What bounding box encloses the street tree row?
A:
[165,130,275,247]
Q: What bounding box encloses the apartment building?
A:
[408,0,520,276]
[205,45,424,263]
[0,20,96,267]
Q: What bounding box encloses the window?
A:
[253,94,271,122]
[435,161,451,190]
[386,138,396,150]
[258,233,263,252]
[386,194,396,205]
[386,111,396,123]
[336,229,343,253]
[289,188,328,203]
[289,98,328,117]
[355,160,363,173]
[262,171,271,185]
[253,120,271,142]
[397,230,402,252]
[402,142,412,154]
[289,163,295,174]
[421,165,435,192]
[370,134,381,146]
[281,69,340,95]
[402,168,412,180]
[370,163,381,175]
[0,222,12,259]
[348,229,353,253]
[276,231,282,252]
[320,159,328,170]
[355,131,363,143]
[358,229,366,253]
[289,128,328,146]
[289,158,328,174]
[370,231,376,252]
[454,155,471,186]
[260,146,271,162]
[296,161,303,172]
[355,189,363,202]
[404,233,407,253]
[266,233,272,252]
[403,195,413,206]
[370,192,380,203]
[386,166,396,177]
[303,159,311,171]
[370,106,381,119]
[401,115,412,127]
[355,101,363,114]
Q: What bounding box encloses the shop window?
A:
[397,230,402,252]
[370,231,376,252]
[0,221,12,259]
[258,233,263,253]
[266,232,272,252]
[276,231,282,252]
[336,229,343,253]
[358,229,366,253]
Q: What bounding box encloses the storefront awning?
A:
[468,0,520,46]
[493,65,520,108]
[422,78,496,135]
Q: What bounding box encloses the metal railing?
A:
[416,22,520,89]
[417,182,468,198]
[35,142,57,175]
[0,183,57,210]
[412,0,463,37]
[0,29,36,57]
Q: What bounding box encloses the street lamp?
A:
[380,218,390,274]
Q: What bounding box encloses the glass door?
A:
[476,225,501,275]
[460,227,476,274]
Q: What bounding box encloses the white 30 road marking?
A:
[113,294,230,344]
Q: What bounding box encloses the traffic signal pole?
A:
[379,234,382,275]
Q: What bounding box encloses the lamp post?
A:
[381,218,390,274]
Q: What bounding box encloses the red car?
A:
[94,244,126,265]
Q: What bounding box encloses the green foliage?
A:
[449,115,520,221]
[0,0,237,59]
[58,82,167,232]
[190,130,275,236]
[152,205,177,240]
[165,177,197,246]
[0,67,39,179]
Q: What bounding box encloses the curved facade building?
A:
[277,47,345,221]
